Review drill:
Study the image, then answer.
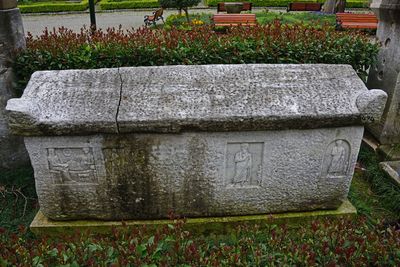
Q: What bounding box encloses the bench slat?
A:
[336,12,378,30]
[287,2,322,12]
[217,2,252,13]
[212,14,257,27]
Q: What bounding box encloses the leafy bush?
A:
[99,0,159,10]
[14,23,378,92]
[18,0,90,13]
[159,0,201,22]
[165,13,208,29]
[205,0,367,8]
[1,216,399,265]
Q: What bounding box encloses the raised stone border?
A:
[379,161,400,186]
[30,200,357,236]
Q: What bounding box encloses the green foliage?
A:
[165,13,209,29]
[357,146,400,216]
[99,0,159,10]
[13,24,378,92]
[256,11,335,26]
[18,0,90,13]
[158,0,201,9]
[205,0,368,8]
[0,167,38,234]
[1,216,399,265]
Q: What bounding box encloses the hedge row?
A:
[99,0,159,9]
[206,0,368,8]
[18,0,90,13]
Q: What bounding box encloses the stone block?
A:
[6,64,387,220]
[0,0,17,10]
[0,7,28,169]
[368,0,400,144]
[379,160,400,185]
[30,200,357,236]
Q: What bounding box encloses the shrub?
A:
[159,0,201,22]
[0,217,399,265]
[13,23,378,92]
[99,0,159,10]
[165,13,208,29]
[18,0,90,13]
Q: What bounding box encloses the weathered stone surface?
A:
[368,0,400,144]
[7,64,388,220]
[30,200,357,236]
[8,64,387,135]
[0,8,29,169]
[7,69,122,136]
[379,161,400,185]
[25,127,363,220]
[0,0,17,10]
[118,64,385,133]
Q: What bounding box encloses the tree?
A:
[322,0,346,13]
[159,0,201,22]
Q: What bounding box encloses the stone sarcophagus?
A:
[7,64,387,220]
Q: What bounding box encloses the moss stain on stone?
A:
[102,134,162,220]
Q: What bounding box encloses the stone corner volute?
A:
[356,89,388,124]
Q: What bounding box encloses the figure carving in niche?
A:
[48,148,97,184]
[328,140,348,175]
[232,143,252,185]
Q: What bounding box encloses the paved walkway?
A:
[22,9,214,36]
[21,7,273,36]
[21,7,370,36]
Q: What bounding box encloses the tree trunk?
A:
[322,0,346,13]
[183,7,190,23]
[336,0,346,13]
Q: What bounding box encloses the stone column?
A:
[0,0,29,169]
[367,0,400,159]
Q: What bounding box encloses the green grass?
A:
[256,11,335,26]
[18,0,90,13]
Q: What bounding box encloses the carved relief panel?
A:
[225,142,264,187]
[322,139,351,178]
[47,147,101,185]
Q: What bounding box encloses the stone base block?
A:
[379,161,400,186]
[362,132,400,161]
[30,200,357,236]
[378,144,400,161]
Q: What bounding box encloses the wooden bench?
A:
[287,2,323,12]
[336,13,378,30]
[144,8,164,26]
[212,14,257,26]
[217,2,253,13]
